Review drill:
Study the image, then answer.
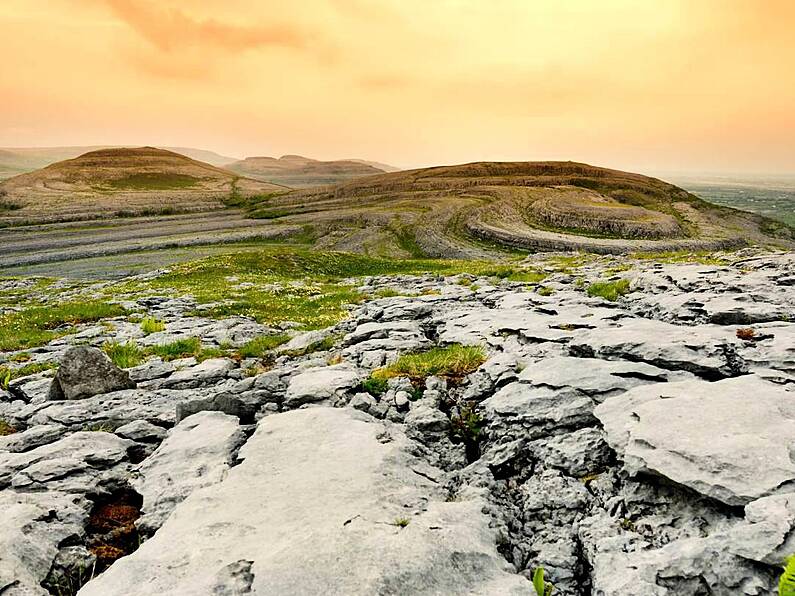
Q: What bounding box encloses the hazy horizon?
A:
[2,1,794,175]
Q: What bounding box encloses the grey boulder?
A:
[48,346,135,401]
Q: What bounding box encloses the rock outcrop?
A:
[48,346,136,401]
[0,250,793,595]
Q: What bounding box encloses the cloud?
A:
[98,0,316,53]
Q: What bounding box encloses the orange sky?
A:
[1,0,793,174]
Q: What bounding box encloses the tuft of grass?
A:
[238,334,291,359]
[140,317,165,335]
[103,341,145,369]
[0,362,56,388]
[537,286,554,296]
[149,337,202,361]
[392,517,410,528]
[372,344,486,385]
[361,376,389,397]
[587,279,631,302]
[0,419,17,436]
[0,301,127,352]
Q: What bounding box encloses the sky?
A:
[1,0,793,174]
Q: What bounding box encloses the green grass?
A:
[360,376,389,397]
[0,362,56,388]
[109,248,533,331]
[148,337,202,361]
[106,173,199,190]
[140,317,165,334]
[237,334,290,359]
[587,279,631,301]
[103,341,145,368]
[0,301,127,351]
[372,344,487,385]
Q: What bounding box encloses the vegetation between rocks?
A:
[586,279,631,302]
[0,301,127,352]
[372,344,487,385]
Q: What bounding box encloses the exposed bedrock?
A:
[0,250,793,595]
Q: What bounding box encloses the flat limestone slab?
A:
[595,375,795,506]
[78,408,528,595]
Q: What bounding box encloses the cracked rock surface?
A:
[0,249,793,595]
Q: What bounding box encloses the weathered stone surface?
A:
[115,420,168,443]
[49,346,135,400]
[159,358,235,389]
[132,411,245,533]
[0,424,67,453]
[0,431,133,492]
[78,408,529,595]
[283,364,361,407]
[595,375,795,506]
[0,490,89,595]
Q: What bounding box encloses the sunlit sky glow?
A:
[1,0,793,174]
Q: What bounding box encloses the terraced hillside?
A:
[0,147,282,225]
[226,154,389,188]
[243,161,795,256]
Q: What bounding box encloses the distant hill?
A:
[0,147,282,225]
[240,161,795,257]
[226,155,394,187]
[0,146,239,179]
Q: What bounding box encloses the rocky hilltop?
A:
[244,161,795,257]
[0,249,793,594]
[0,148,281,225]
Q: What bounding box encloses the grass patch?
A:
[0,301,127,351]
[587,279,631,301]
[361,376,389,397]
[0,362,56,388]
[148,337,202,361]
[109,248,530,331]
[106,173,199,190]
[372,344,486,385]
[237,334,290,359]
[103,341,145,369]
[140,317,165,334]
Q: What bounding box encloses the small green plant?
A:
[140,317,165,335]
[0,369,10,390]
[361,376,389,397]
[392,517,410,528]
[0,362,56,388]
[537,286,554,296]
[781,555,795,596]
[372,344,486,385]
[586,279,631,302]
[450,403,483,462]
[103,341,145,368]
[532,567,554,596]
[149,337,202,361]
[0,419,16,436]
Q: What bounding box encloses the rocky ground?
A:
[0,250,793,595]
